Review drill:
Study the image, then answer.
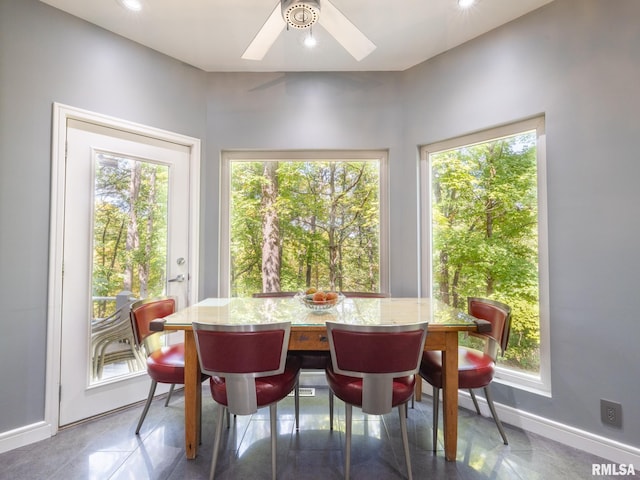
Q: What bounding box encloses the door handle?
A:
[168,274,185,283]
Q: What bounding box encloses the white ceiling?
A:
[39,0,554,73]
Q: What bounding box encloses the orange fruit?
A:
[325,291,338,304]
[312,291,327,303]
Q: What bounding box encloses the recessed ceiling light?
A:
[458,0,476,8]
[118,0,142,12]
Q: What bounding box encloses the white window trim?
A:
[419,116,551,396]
[219,149,389,298]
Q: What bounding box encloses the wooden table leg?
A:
[183,330,201,459]
[441,331,459,461]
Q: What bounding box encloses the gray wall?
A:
[0,0,207,433]
[402,0,640,446]
[200,72,408,297]
[1,0,639,450]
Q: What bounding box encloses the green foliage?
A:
[92,156,168,317]
[431,131,541,372]
[230,160,380,296]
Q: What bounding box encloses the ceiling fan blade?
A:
[241,3,286,61]
[318,0,376,61]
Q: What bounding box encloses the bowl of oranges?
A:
[296,288,344,313]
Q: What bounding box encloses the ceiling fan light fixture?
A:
[304,29,317,48]
[281,0,320,29]
[117,0,142,12]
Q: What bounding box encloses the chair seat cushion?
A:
[325,363,415,408]
[210,356,302,407]
[420,347,495,390]
[147,343,187,384]
[146,343,208,384]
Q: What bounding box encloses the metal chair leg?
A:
[294,380,300,431]
[345,403,352,480]
[329,391,334,430]
[432,386,439,452]
[210,404,226,480]
[398,403,413,480]
[484,387,508,445]
[469,388,481,415]
[270,403,278,480]
[164,384,176,407]
[135,380,158,434]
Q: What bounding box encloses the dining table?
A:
[152,296,490,462]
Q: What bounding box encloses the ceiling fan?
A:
[242,0,376,62]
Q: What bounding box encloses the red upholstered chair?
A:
[325,321,428,480]
[328,292,390,429]
[129,297,208,434]
[253,291,389,431]
[193,321,301,480]
[252,292,305,429]
[420,297,512,450]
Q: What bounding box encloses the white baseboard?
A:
[455,392,640,466]
[0,421,55,455]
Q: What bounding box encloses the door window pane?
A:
[90,153,169,382]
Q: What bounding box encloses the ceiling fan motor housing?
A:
[281,0,320,29]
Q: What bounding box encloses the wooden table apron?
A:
[167,322,475,462]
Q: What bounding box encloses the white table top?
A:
[160,296,479,328]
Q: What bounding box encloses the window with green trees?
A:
[421,117,549,387]
[221,151,388,297]
[93,154,169,317]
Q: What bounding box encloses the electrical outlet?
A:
[600,399,622,428]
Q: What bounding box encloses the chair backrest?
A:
[467,297,512,358]
[130,297,176,352]
[192,321,291,415]
[326,321,428,414]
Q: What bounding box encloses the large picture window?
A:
[420,117,550,393]
[220,150,389,298]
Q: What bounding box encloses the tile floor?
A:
[0,380,624,480]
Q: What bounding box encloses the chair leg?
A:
[432,386,439,452]
[398,403,413,480]
[270,403,278,480]
[469,389,481,415]
[294,380,300,431]
[164,384,176,407]
[329,391,334,430]
[484,386,509,445]
[345,403,352,480]
[210,404,226,480]
[135,380,158,434]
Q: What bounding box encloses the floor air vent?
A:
[289,387,316,397]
